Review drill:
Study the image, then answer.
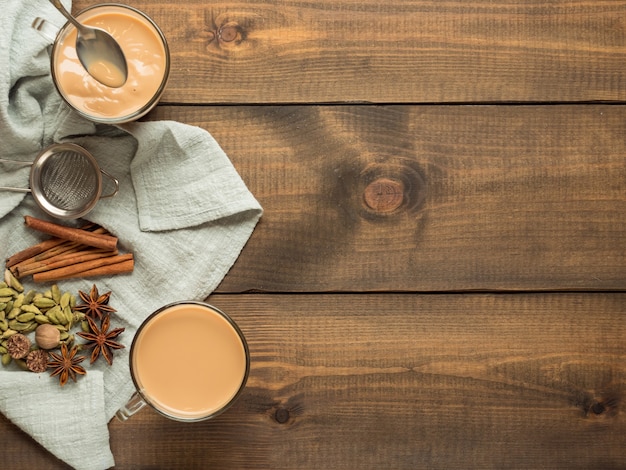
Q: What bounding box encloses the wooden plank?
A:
[143,104,626,292]
[72,0,626,104]
[3,293,623,468]
[110,292,626,469]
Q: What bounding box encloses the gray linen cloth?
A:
[0,1,262,468]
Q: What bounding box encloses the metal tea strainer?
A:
[0,143,119,219]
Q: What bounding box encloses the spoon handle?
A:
[47,0,87,35]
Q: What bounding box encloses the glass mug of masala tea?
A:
[33,3,170,124]
[116,302,250,422]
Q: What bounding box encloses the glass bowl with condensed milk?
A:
[49,3,170,124]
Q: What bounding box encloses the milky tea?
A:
[127,302,250,421]
[51,4,169,123]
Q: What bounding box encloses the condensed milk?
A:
[51,4,169,123]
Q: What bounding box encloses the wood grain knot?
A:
[363,178,404,213]
[203,18,246,49]
[590,396,618,417]
[218,22,244,44]
[581,393,619,418]
[274,408,290,424]
[219,24,240,42]
[355,162,425,219]
[591,402,605,415]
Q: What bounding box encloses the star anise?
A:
[75,284,116,319]
[47,343,87,386]
[77,314,125,365]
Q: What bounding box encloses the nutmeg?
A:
[26,349,49,373]
[6,333,31,359]
[35,324,61,350]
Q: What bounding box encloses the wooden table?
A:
[4,0,626,468]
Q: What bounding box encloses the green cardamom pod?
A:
[55,305,69,325]
[62,305,74,326]
[23,290,36,304]
[46,306,62,324]
[51,285,61,303]
[3,300,12,313]
[0,288,17,297]
[13,293,24,309]
[7,307,20,320]
[35,314,51,324]
[59,331,70,341]
[0,281,6,289]
[0,319,7,332]
[14,358,28,371]
[17,312,35,323]
[0,297,12,303]
[1,353,11,366]
[0,310,5,322]
[81,320,90,333]
[20,304,42,315]
[33,297,56,309]
[11,321,31,332]
[0,303,6,312]
[0,346,7,355]
[1,329,16,339]
[74,311,86,323]
[69,294,76,309]
[53,324,67,332]
[60,292,71,309]
[4,269,23,293]
[10,277,24,293]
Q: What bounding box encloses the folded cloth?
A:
[0,1,262,469]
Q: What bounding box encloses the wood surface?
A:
[75,0,626,104]
[2,0,626,468]
[146,105,626,293]
[3,294,626,468]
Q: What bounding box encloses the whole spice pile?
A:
[0,269,125,386]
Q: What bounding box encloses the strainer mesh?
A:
[38,151,99,211]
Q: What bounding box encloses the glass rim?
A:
[129,301,251,422]
[50,3,171,124]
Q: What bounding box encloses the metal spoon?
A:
[48,0,128,88]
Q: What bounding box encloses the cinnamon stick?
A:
[5,238,66,267]
[15,249,119,278]
[12,227,110,274]
[10,240,78,272]
[7,222,103,268]
[35,259,135,282]
[24,216,117,251]
[32,254,134,283]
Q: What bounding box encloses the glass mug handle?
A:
[116,392,147,421]
[32,17,61,43]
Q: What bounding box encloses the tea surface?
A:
[132,304,248,420]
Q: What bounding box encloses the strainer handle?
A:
[0,158,33,166]
[0,187,31,193]
[100,169,120,199]
[0,158,32,192]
